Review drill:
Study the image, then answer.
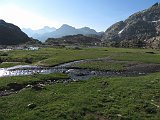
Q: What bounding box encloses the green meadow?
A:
[0,47,160,120]
[1,47,160,67]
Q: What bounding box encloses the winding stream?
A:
[1,59,160,97]
[0,59,148,80]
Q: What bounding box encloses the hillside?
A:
[45,34,101,46]
[102,3,160,48]
[0,20,31,45]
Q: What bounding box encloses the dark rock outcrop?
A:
[102,3,160,48]
[0,20,31,45]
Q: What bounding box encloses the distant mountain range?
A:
[22,24,101,41]
[102,2,160,48]
[22,26,56,37]
[0,20,31,45]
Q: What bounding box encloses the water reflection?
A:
[0,60,147,80]
[0,65,96,80]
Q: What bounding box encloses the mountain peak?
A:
[43,26,50,29]
[0,19,6,24]
[79,27,97,35]
[43,26,56,30]
[152,2,160,7]
[60,24,75,29]
[41,26,56,31]
[80,27,91,30]
[61,24,70,26]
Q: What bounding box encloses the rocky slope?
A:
[0,20,31,45]
[102,3,160,48]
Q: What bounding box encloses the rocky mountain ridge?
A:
[102,3,160,48]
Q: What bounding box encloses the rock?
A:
[91,71,96,75]
[32,85,42,90]
[46,80,52,84]
[65,69,74,74]
[117,114,122,117]
[73,46,82,50]
[75,72,88,76]
[27,103,36,109]
[26,84,33,88]
[63,80,69,84]
[72,79,78,82]
[102,21,125,41]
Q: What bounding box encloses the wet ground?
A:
[1,58,160,82]
[1,58,160,79]
[1,58,160,97]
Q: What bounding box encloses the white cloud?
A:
[0,5,60,29]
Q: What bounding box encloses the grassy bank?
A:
[0,73,160,120]
[0,73,69,89]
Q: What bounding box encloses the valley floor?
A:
[0,47,160,120]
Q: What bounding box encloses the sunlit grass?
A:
[1,47,160,120]
[1,47,160,67]
[0,73,160,120]
[0,73,69,89]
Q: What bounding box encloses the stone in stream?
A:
[46,80,52,83]
[26,84,33,88]
[91,71,96,75]
[65,69,74,74]
[75,72,89,76]
[63,80,69,84]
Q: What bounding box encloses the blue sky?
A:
[0,0,160,31]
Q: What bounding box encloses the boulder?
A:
[27,103,36,109]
